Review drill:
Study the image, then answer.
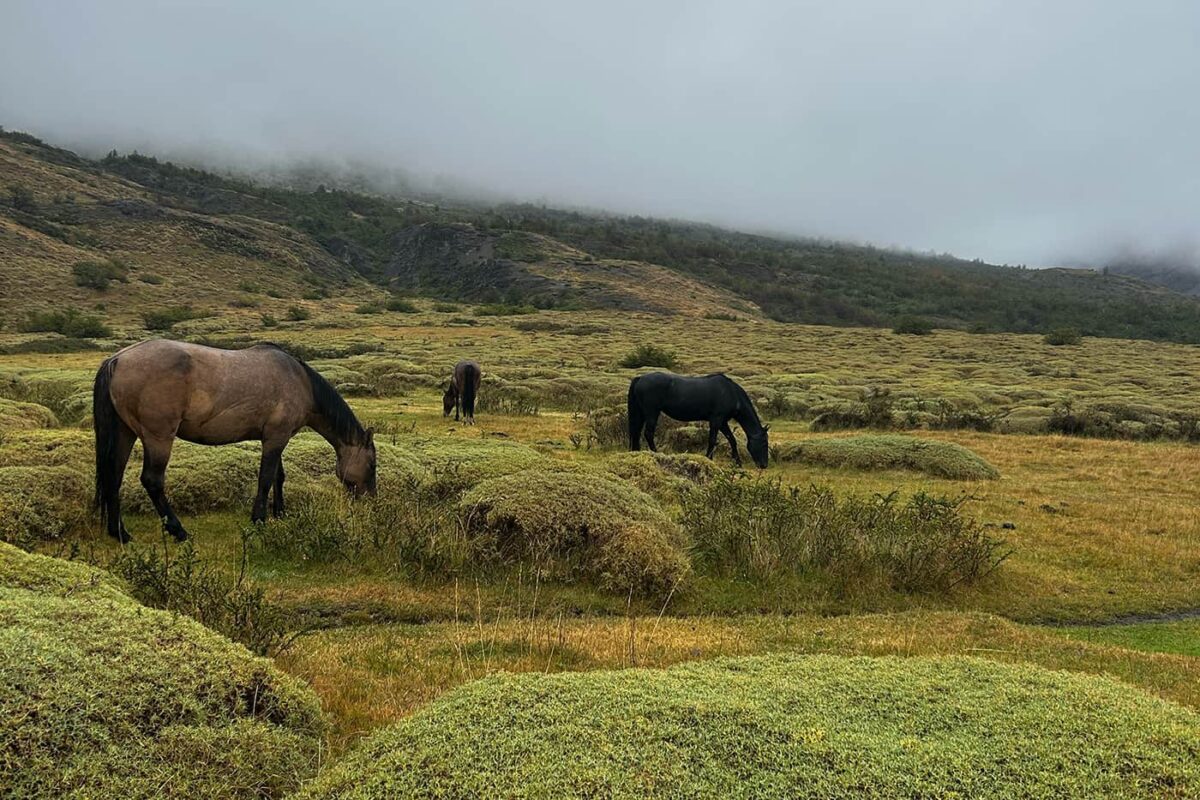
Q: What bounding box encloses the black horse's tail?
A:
[627,376,643,451]
[462,362,479,419]
[93,356,121,526]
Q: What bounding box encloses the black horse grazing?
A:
[443,360,481,424]
[628,372,769,468]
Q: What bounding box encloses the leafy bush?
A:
[460,468,690,595]
[892,315,934,335]
[619,343,679,369]
[286,305,312,321]
[776,435,999,480]
[298,654,1200,800]
[19,308,111,338]
[71,258,128,290]
[142,305,200,331]
[1044,327,1083,346]
[0,465,89,547]
[354,301,385,314]
[473,383,540,416]
[229,295,261,308]
[810,387,895,431]
[139,273,164,285]
[261,313,279,327]
[0,543,325,799]
[385,297,419,313]
[0,336,100,354]
[683,474,1006,592]
[431,302,459,313]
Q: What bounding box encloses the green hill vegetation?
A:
[298,654,1200,799]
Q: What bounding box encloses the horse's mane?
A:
[293,355,366,445]
[719,374,763,430]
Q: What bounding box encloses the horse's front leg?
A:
[140,434,189,541]
[720,422,743,467]
[271,461,286,518]
[705,422,720,459]
[252,444,285,524]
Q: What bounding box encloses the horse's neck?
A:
[307,409,353,451]
[732,401,763,434]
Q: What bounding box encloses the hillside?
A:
[5,127,1200,340]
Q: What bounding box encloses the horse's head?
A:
[442,383,457,417]
[337,428,377,496]
[747,425,770,469]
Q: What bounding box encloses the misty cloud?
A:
[2,0,1197,266]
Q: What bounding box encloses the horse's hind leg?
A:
[720,422,743,467]
[140,434,189,541]
[644,412,661,452]
[706,422,720,459]
[107,424,136,543]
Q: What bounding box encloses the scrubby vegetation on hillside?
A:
[7,128,1200,341]
[0,542,325,799]
[298,654,1200,799]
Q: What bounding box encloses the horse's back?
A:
[453,359,481,388]
[630,372,736,421]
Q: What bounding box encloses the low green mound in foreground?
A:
[0,542,326,799]
[300,654,1200,800]
[778,434,999,480]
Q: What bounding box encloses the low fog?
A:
[2,0,1197,267]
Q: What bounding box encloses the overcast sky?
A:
[2,1,1197,266]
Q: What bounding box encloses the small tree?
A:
[892,316,933,335]
[1044,327,1082,346]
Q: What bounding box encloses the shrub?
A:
[261,313,279,328]
[139,273,164,285]
[460,468,690,594]
[1044,327,1083,346]
[601,451,718,505]
[810,387,895,431]
[776,435,999,480]
[585,405,708,453]
[473,303,536,316]
[355,301,385,314]
[286,305,312,322]
[0,542,325,799]
[108,535,292,656]
[19,308,111,338]
[297,654,1200,800]
[71,259,128,290]
[682,474,1006,592]
[431,302,459,313]
[0,336,101,354]
[619,343,679,370]
[142,305,200,331]
[229,295,260,308]
[0,465,89,548]
[385,297,419,313]
[474,383,540,416]
[893,315,934,335]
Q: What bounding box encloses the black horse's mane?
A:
[719,374,764,430]
[292,354,366,445]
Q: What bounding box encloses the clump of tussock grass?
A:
[460,468,691,595]
[683,473,1007,593]
[18,308,112,338]
[601,451,718,504]
[297,654,1200,800]
[585,405,709,453]
[776,434,999,480]
[0,541,326,800]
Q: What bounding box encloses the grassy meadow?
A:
[3,300,1199,795]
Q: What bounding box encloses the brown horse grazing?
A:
[442,360,481,424]
[93,339,376,543]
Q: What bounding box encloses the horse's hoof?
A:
[110,528,132,545]
[166,523,189,542]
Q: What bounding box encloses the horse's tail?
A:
[627,376,643,451]
[462,363,479,419]
[93,356,121,525]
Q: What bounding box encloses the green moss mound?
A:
[0,465,89,547]
[0,542,326,799]
[0,396,57,429]
[778,434,999,480]
[460,467,690,594]
[300,654,1200,800]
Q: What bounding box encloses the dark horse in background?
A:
[93,339,377,543]
[443,359,481,424]
[628,372,770,468]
